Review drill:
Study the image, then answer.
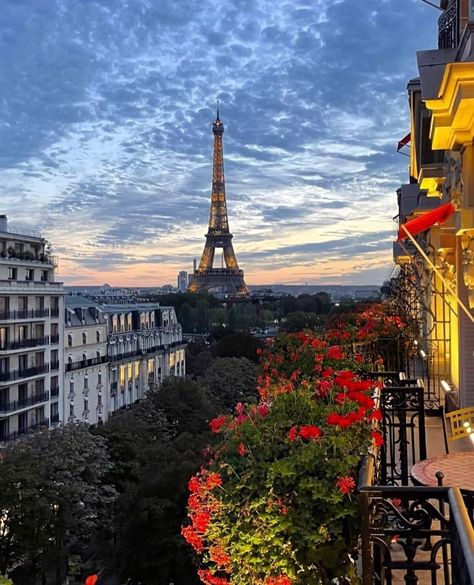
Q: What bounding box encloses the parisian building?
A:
[64,297,109,425]
[64,299,186,424]
[392,0,474,408]
[0,215,65,445]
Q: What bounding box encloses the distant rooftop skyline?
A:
[0,0,438,286]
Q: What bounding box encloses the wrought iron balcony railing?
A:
[0,391,50,414]
[0,364,49,383]
[0,308,50,321]
[438,1,459,49]
[0,419,50,444]
[66,355,108,372]
[0,336,50,351]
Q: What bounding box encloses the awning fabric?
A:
[397,201,456,241]
[397,132,411,152]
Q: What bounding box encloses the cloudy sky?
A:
[0,0,439,287]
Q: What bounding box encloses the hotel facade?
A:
[392,0,474,409]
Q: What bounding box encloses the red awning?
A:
[397,202,456,241]
[397,132,411,152]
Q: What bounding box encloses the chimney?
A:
[193,258,197,273]
[0,215,7,233]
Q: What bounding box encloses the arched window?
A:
[82,332,87,345]
[82,353,87,362]
[96,350,101,359]
[68,334,72,347]
[68,356,73,365]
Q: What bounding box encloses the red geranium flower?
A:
[237,442,247,456]
[210,415,227,434]
[288,426,299,442]
[336,475,356,494]
[299,425,322,440]
[371,431,384,446]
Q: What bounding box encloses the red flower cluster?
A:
[288,425,322,441]
[327,345,345,360]
[210,415,227,434]
[265,576,293,585]
[336,476,356,494]
[371,431,384,446]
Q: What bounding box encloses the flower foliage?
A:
[183,304,394,585]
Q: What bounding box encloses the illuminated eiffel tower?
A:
[188,107,249,297]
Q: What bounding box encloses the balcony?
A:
[438,1,458,49]
[0,309,50,321]
[0,391,49,414]
[0,364,49,383]
[0,281,62,293]
[65,355,108,372]
[0,418,50,445]
[0,336,50,351]
[109,348,145,362]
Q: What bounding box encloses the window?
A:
[96,350,101,359]
[68,356,73,365]
[68,334,72,347]
[96,330,101,343]
[51,375,59,395]
[98,372,102,385]
[8,267,17,280]
[84,377,89,390]
[69,379,74,396]
[0,327,7,350]
[18,325,27,341]
[18,383,27,401]
[35,351,44,367]
[69,403,74,417]
[83,398,88,413]
[35,406,44,423]
[26,269,34,281]
[18,412,27,433]
[82,353,87,362]
[51,349,59,370]
[35,297,44,311]
[50,402,59,420]
[35,378,44,395]
[51,297,59,316]
[18,354,28,371]
[41,270,48,282]
[0,297,9,314]
[18,297,27,311]
[98,393,102,407]
[82,332,87,345]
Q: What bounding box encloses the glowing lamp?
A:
[440,380,451,393]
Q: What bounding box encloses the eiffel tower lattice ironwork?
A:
[188,108,249,297]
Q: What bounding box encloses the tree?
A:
[203,357,258,411]
[97,378,221,585]
[281,311,324,333]
[0,425,116,585]
[212,332,264,362]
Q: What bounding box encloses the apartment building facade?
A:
[65,298,109,425]
[0,216,65,445]
[102,303,185,412]
[392,0,474,408]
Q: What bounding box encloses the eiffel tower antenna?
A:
[188,108,249,297]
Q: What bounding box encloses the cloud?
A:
[0,0,439,285]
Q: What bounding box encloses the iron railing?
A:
[0,419,50,444]
[0,391,49,414]
[0,364,49,382]
[0,336,50,351]
[359,460,474,584]
[0,308,50,321]
[438,1,459,49]
[66,355,108,372]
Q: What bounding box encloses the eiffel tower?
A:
[188,107,249,297]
